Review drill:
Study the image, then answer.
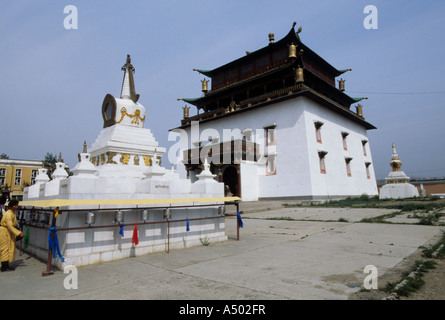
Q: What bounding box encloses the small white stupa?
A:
[379,144,419,199]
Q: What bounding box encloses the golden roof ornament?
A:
[390,143,402,172]
[293,22,302,39]
[182,105,190,119]
[201,79,209,93]
[338,78,345,91]
[288,42,297,60]
[356,104,363,117]
[268,33,274,43]
[295,65,304,83]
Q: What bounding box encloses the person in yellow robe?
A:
[0,199,24,272]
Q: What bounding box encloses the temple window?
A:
[345,157,352,177]
[318,151,327,174]
[365,162,371,179]
[264,124,277,147]
[314,121,324,144]
[341,132,349,151]
[266,156,277,176]
[362,140,368,156]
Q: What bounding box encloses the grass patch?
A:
[384,259,437,297]
[395,276,425,297]
[417,212,442,225]
[282,203,302,208]
[384,232,445,298]
[310,194,383,208]
[266,216,297,221]
[359,211,402,224]
[301,196,445,225]
[200,237,210,246]
[421,230,445,258]
[307,195,445,211]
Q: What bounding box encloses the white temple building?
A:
[172,24,378,201]
[22,55,235,268]
[379,144,419,199]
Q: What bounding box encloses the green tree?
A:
[0,153,9,159]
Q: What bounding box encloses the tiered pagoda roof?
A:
[176,23,375,130]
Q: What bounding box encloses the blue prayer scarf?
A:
[237,211,244,228]
[186,218,190,232]
[48,227,65,263]
[119,224,126,237]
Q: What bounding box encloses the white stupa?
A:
[88,54,165,179]
[22,55,232,268]
[379,144,419,199]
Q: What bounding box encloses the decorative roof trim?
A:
[193,25,345,79]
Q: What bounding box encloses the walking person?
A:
[0,199,24,272]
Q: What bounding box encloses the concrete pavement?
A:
[1,202,443,300]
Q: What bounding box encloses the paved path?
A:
[1,204,443,300]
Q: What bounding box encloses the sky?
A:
[1,0,444,180]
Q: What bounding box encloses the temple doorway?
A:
[222,165,240,197]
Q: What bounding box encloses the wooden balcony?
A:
[181,84,305,126]
[183,139,260,167]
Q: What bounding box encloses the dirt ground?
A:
[400,259,445,300]
[349,240,445,300]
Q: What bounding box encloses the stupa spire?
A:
[121,54,140,103]
[390,143,402,172]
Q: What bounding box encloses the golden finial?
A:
[390,143,402,171]
[83,140,87,153]
[356,104,363,117]
[182,105,190,119]
[295,65,304,83]
[58,152,62,162]
[201,79,208,93]
[288,43,297,60]
[338,78,345,91]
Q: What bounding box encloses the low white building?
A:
[172,24,378,201]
